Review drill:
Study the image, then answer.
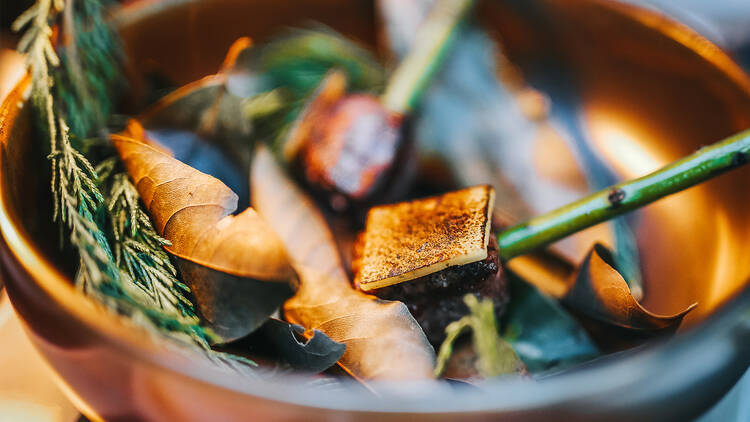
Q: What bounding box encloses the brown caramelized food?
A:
[303,95,403,204]
[375,236,507,346]
[353,185,508,345]
[286,71,411,212]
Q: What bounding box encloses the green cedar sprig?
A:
[56,0,121,141]
[96,158,197,319]
[13,0,256,369]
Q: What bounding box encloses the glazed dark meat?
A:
[374,235,509,346]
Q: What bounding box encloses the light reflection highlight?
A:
[586,111,663,179]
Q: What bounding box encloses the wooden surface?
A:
[0,292,79,422]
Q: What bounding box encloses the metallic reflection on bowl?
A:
[1,0,750,421]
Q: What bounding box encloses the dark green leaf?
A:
[146,129,249,206]
[174,257,293,344]
[138,75,255,170]
[260,318,345,373]
[502,272,600,373]
[382,17,543,224]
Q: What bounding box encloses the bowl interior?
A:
[2,0,750,411]
[114,0,750,324]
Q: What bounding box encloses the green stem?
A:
[380,0,475,115]
[497,129,750,261]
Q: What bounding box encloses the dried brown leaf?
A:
[112,122,296,341]
[250,145,436,382]
[563,244,696,331]
[288,266,436,381]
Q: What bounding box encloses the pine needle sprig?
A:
[49,117,117,291]
[45,121,197,351]
[13,0,64,156]
[96,160,196,319]
[50,117,103,227]
[56,0,122,140]
[47,85,223,354]
[13,0,64,90]
[14,0,256,370]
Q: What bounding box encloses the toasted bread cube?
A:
[355,185,495,291]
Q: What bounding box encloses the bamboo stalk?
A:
[497,129,750,261]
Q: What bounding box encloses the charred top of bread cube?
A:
[354,185,495,291]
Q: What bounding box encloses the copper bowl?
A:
[2,0,750,420]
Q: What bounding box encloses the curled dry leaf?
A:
[250,145,436,382]
[563,244,697,331]
[112,121,296,342]
[250,144,347,282]
[287,266,436,382]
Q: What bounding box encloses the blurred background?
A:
[0,0,749,421]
